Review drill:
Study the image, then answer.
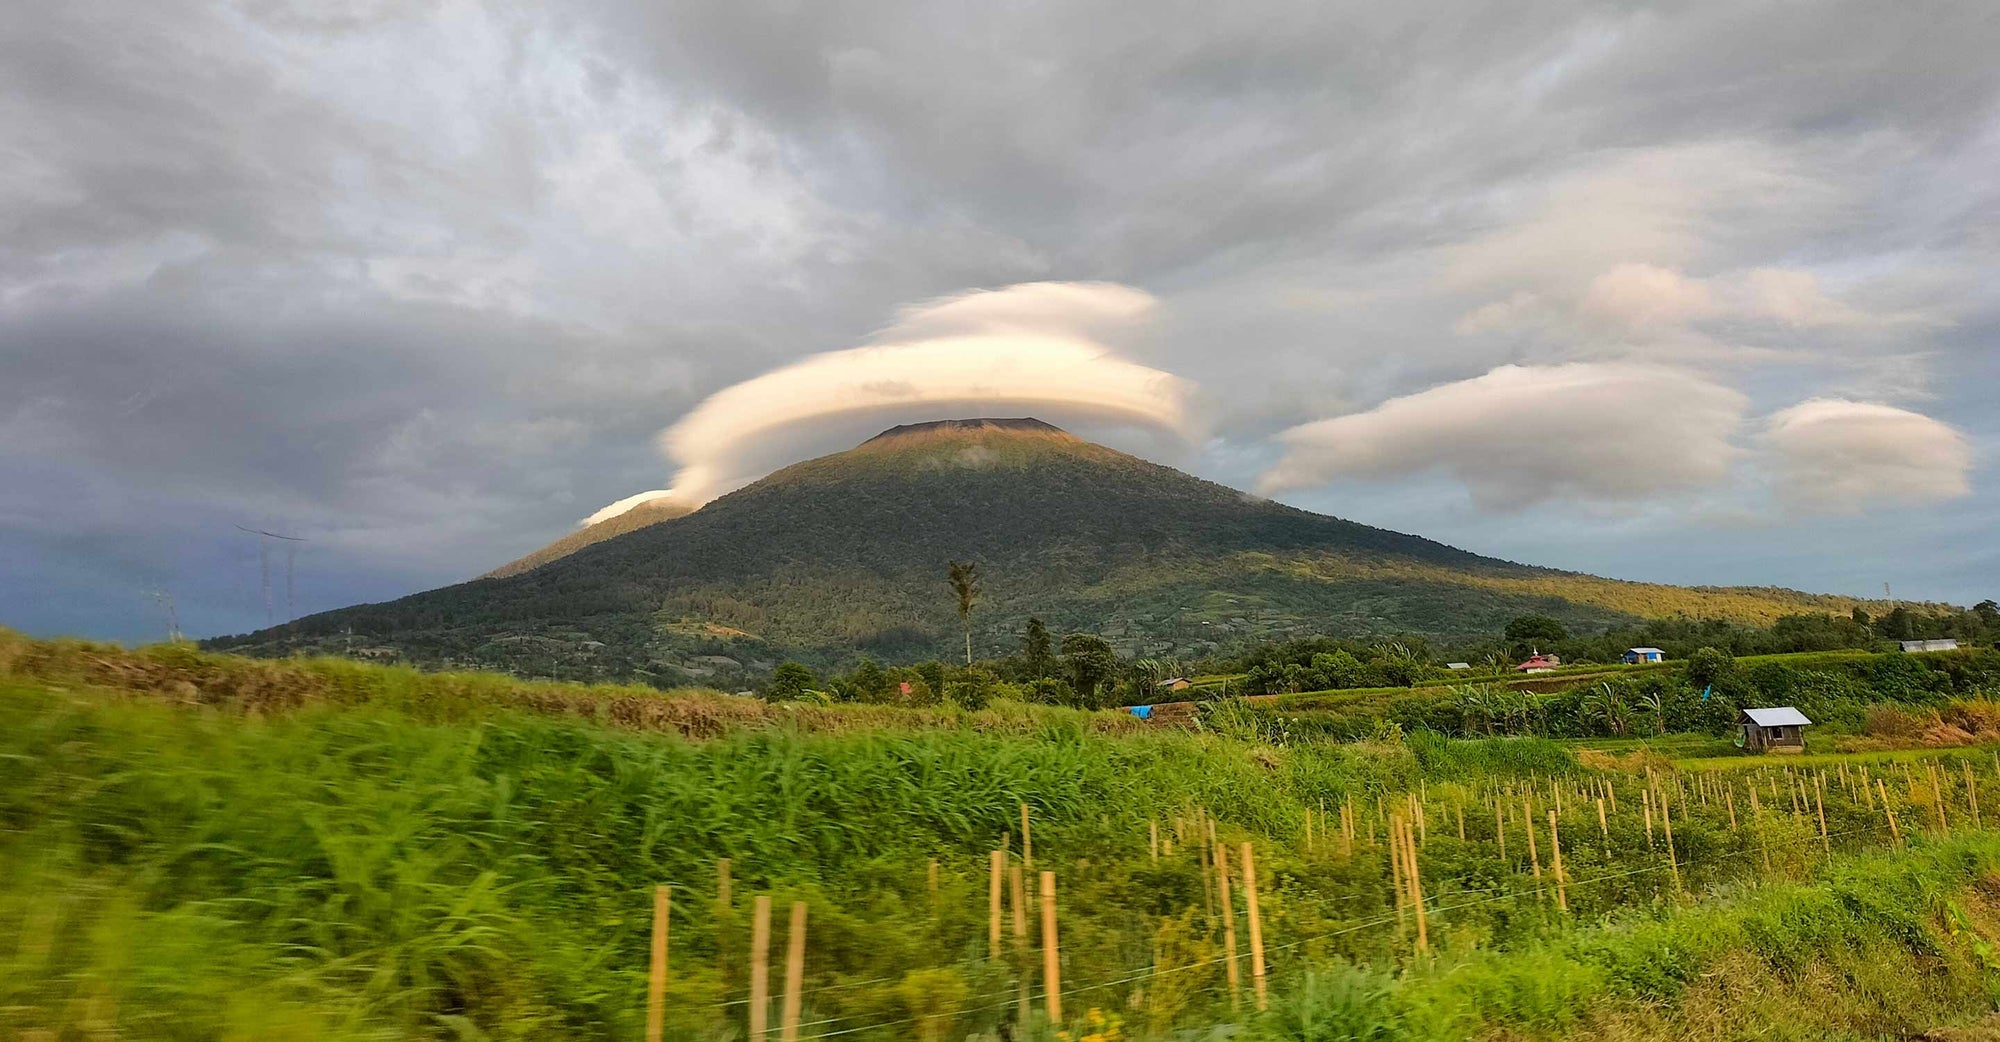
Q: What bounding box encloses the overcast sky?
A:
[4,0,1996,643]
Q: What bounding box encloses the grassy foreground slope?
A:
[10,633,2000,1040]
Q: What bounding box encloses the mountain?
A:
[482,498,691,579]
[210,418,1872,683]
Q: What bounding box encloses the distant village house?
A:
[1516,653,1560,673]
[1622,647,1665,664]
[1739,706,1811,753]
[1155,677,1192,692]
[1899,638,1960,653]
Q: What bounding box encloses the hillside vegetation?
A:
[208,420,1897,685]
[14,631,2000,1040]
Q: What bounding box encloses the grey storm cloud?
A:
[3,0,1997,641]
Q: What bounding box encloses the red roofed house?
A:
[1516,653,1561,673]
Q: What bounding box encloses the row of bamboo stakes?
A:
[642,754,1998,1040]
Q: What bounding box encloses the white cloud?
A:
[1579,263,1718,329]
[1762,399,1972,512]
[1259,362,1748,510]
[585,281,1191,523]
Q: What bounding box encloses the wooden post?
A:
[1495,801,1507,860]
[780,902,807,1042]
[749,895,772,1040]
[1457,804,1466,842]
[1548,810,1568,913]
[1643,792,1655,848]
[1021,803,1033,869]
[1149,820,1159,861]
[1241,842,1269,1008]
[647,885,670,1042]
[1725,786,1738,831]
[1216,841,1241,1008]
[1040,871,1061,1025]
[1596,797,1610,853]
[988,850,1004,958]
[1879,778,1902,847]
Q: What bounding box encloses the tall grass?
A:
[9,632,2000,1039]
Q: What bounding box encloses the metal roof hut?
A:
[1739,706,1811,754]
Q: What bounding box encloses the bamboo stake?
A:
[1040,871,1061,1025]
[1400,818,1429,957]
[1241,842,1269,1009]
[1930,763,1951,833]
[1643,793,1655,848]
[1202,819,1216,917]
[1021,803,1033,869]
[1813,774,1830,855]
[1523,798,1542,880]
[1660,799,1682,894]
[1495,801,1507,860]
[1149,820,1159,861]
[749,895,772,1040]
[1879,778,1902,847]
[1388,815,1408,930]
[779,902,806,1042]
[1216,841,1241,1009]
[1967,761,1982,828]
[1725,785,1738,831]
[647,885,670,1042]
[1457,804,1466,842]
[1597,797,1611,853]
[989,850,1004,959]
[1548,810,1568,913]
[1011,864,1029,1024]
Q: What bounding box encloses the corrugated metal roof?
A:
[1627,647,1665,654]
[1743,706,1811,727]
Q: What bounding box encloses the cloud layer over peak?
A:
[586,281,1190,522]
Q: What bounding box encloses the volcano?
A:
[210,418,1862,682]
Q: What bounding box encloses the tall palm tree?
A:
[947,560,981,665]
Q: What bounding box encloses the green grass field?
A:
[10,631,2000,1040]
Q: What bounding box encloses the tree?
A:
[1880,605,1917,640]
[947,561,982,665]
[766,662,814,702]
[1060,633,1120,708]
[849,658,891,703]
[1021,617,1053,679]
[1684,646,1734,689]
[1504,614,1568,658]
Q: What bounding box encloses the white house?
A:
[1622,647,1665,664]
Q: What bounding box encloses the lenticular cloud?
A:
[584,281,1191,525]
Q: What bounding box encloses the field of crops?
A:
[10,632,2000,1040]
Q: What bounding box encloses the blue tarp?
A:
[1128,704,1153,719]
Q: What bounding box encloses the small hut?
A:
[1739,706,1811,754]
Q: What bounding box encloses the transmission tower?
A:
[236,525,306,624]
[151,588,183,643]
